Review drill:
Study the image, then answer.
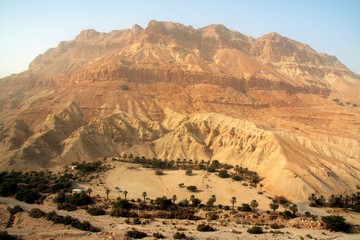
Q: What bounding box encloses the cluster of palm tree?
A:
[308,192,360,209]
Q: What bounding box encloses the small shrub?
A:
[238,203,252,212]
[69,192,91,206]
[126,230,147,239]
[113,199,132,210]
[120,85,129,90]
[232,175,242,181]
[86,207,106,216]
[57,203,77,211]
[15,189,40,203]
[218,170,230,178]
[185,169,193,176]
[187,185,197,192]
[207,212,219,221]
[197,223,215,232]
[0,231,18,240]
[352,205,360,213]
[133,217,141,225]
[173,232,186,239]
[155,170,164,175]
[304,211,312,217]
[29,208,45,218]
[153,232,165,239]
[247,226,263,234]
[273,195,289,204]
[270,223,284,229]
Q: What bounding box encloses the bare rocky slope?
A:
[0,20,359,200]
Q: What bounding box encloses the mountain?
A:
[0,20,359,200]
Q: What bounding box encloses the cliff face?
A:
[0,20,359,200]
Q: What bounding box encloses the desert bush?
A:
[321,215,351,232]
[273,195,289,204]
[153,232,165,238]
[207,167,216,173]
[178,199,189,207]
[15,189,40,204]
[110,208,135,218]
[29,208,45,218]
[132,217,141,225]
[113,199,133,210]
[172,208,200,220]
[218,170,230,178]
[206,212,219,221]
[155,197,173,210]
[270,223,284,229]
[126,230,147,239]
[0,231,19,240]
[155,169,164,175]
[238,203,252,212]
[57,203,77,211]
[187,185,197,192]
[54,190,66,203]
[282,210,292,219]
[304,211,312,217]
[45,211,100,232]
[69,192,91,206]
[352,205,360,213]
[185,169,193,176]
[0,180,17,196]
[197,223,215,232]
[173,232,187,239]
[247,226,263,234]
[120,85,129,90]
[86,207,106,216]
[232,175,242,181]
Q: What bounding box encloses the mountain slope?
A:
[0,20,359,199]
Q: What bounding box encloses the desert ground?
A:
[2,160,359,240]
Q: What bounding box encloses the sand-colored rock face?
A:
[0,20,359,200]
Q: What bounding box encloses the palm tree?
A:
[142,192,147,202]
[231,196,237,210]
[270,202,279,212]
[105,189,110,200]
[250,199,258,212]
[172,194,177,204]
[190,195,195,206]
[123,190,128,200]
[308,193,317,205]
[87,188,92,197]
[289,204,298,217]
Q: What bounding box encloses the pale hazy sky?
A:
[0,0,359,78]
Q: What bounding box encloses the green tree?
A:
[322,215,351,232]
[289,204,298,217]
[206,195,216,207]
[270,202,279,213]
[250,199,258,212]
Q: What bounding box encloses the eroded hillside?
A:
[0,20,359,200]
